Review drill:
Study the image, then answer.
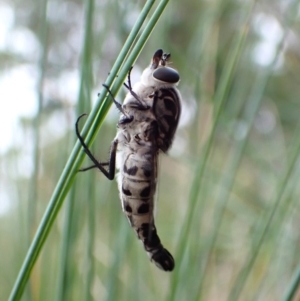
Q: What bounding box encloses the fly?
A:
[76,49,182,272]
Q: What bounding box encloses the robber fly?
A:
[76,49,182,271]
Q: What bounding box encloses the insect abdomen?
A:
[120,153,174,271]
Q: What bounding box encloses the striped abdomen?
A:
[152,87,181,152]
[119,145,174,271]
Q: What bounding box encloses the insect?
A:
[76,49,182,271]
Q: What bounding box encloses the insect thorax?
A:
[123,78,181,152]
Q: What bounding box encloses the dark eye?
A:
[153,67,180,83]
[119,115,133,124]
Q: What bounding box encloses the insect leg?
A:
[79,162,109,172]
[123,82,143,106]
[123,68,149,110]
[102,84,128,116]
[102,85,134,123]
[75,114,117,180]
[125,66,134,91]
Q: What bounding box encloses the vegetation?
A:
[1,0,300,300]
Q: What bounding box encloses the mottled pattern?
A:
[114,49,182,272]
[153,88,181,152]
[115,102,174,271]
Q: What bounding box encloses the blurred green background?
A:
[1,0,300,300]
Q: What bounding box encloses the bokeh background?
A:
[1,0,300,300]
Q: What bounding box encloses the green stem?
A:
[227,4,300,300]
[55,0,95,299]
[168,2,253,300]
[7,0,172,299]
[282,256,300,301]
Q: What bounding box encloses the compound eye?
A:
[153,67,180,83]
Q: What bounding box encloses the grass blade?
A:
[7,0,175,299]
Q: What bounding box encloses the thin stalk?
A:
[79,0,95,300]
[227,4,299,300]
[7,0,171,299]
[27,0,48,300]
[282,245,300,301]
[168,2,253,300]
[84,174,96,301]
[228,115,300,301]
[105,219,131,301]
[56,0,95,299]
[28,0,48,242]
[195,2,258,297]
[198,45,281,301]
[282,127,300,301]
[55,189,75,301]
[253,120,300,300]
